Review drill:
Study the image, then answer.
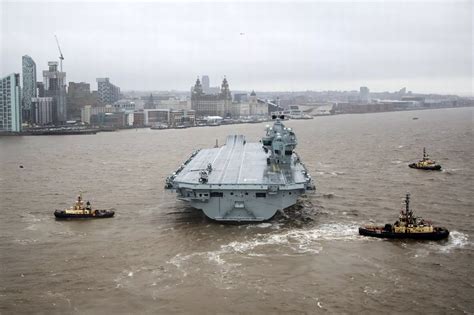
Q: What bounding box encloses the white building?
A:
[248,91,267,116]
[0,73,21,132]
[81,105,114,124]
[158,98,191,111]
[32,97,54,125]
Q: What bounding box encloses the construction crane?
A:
[54,35,64,72]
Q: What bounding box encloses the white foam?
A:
[207,251,226,265]
[221,223,359,255]
[167,223,361,278]
[438,231,469,253]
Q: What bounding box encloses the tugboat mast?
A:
[405,193,411,231]
[405,193,410,214]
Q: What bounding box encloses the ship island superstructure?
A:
[165,116,315,221]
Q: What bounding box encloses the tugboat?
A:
[359,193,449,240]
[408,148,441,170]
[54,194,114,219]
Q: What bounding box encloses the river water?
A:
[1,107,473,313]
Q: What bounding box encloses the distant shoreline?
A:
[1,105,472,137]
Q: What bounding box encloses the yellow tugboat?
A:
[54,193,114,219]
[408,147,441,170]
[359,193,449,240]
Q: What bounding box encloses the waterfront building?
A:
[143,108,196,127]
[170,109,195,127]
[90,112,126,128]
[133,111,145,127]
[248,91,268,116]
[22,55,37,123]
[0,73,21,132]
[31,97,53,125]
[81,105,114,125]
[234,93,248,103]
[43,61,67,124]
[157,98,191,110]
[112,100,136,111]
[144,109,170,126]
[97,78,120,105]
[191,77,232,117]
[229,102,249,117]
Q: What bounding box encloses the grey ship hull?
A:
[166,133,314,222]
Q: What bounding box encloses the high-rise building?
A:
[191,77,232,117]
[67,82,99,120]
[22,55,37,123]
[0,73,22,132]
[32,97,53,125]
[36,82,45,97]
[68,82,91,98]
[97,78,121,105]
[359,86,370,104]
[201,75,210,93]
[43,61,67,123]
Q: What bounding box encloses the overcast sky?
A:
[1,0,472,95]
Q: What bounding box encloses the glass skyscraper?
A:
[22,55,37,123]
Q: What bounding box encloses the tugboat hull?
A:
[54,210,114,219]
[359,227,449,240]
[408,163,441,171]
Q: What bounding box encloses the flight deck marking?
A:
[236,141,248,184]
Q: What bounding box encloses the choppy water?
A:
[1,107,473,313]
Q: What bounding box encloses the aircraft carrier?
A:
[165,116,315,221]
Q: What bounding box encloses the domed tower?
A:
[220,77,232,101]
[249,90,258,115]
[192,77,203,96]
[250,90,257,103]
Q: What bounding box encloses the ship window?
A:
[199,194,202,197]
[289,192,292,195]
[275,150,281,155]
[256,193,266,198]
[245,192,248,195]
[210,192,223,197]
[204,194,208,197]
[285,150,292,155]
[230,192,234,195]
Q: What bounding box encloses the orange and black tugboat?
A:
[54,193,114,219]
[408,148,441,170]
[359,194,449,240]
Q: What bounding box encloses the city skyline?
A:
[1,1,472,96]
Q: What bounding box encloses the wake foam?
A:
[167,223,361,271]
[438,231,470,253]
